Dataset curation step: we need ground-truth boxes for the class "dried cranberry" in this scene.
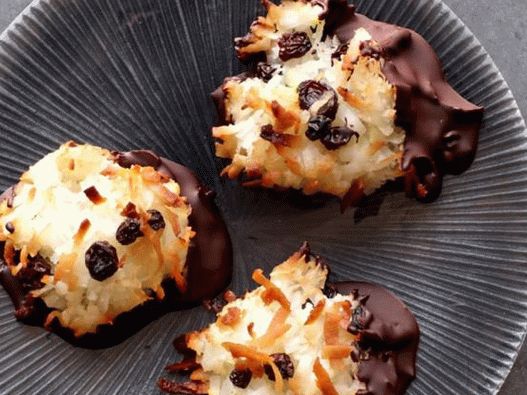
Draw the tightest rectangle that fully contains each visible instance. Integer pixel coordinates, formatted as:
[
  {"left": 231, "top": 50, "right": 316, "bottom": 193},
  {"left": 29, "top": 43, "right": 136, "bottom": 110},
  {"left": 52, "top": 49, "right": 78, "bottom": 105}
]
[
  {"left": 235, "top": 33, "right": 255, "bottom": 61},
  {"left": 306, "top": 115, "right": 332, "bottom": 141},
  {"left": 348, "top": 305, "right": 373, "bottom": 335},
  {"left": 17, "top": 255, "right": 51, "bottom": 292},
  {"left": 85, "top": 241, "right": 119, "bottom": 281},
  {"left": 298, "top": 80, "right": 338, "bottom": 120},
  {"left": 5, "top": 222, "right": 15, "bottom": 233},
  {"left": 323, "top": 283, "right": 337, "bottom": 299},
  {"left": 260, "top": 125, "right": 293, "bottom": 146},
  {"left": 116, "top": 218, "right": 144, "bottom": 245},
  {"left": 256, "top": 62, "right": 276, "bottom": 82},
  {"left": 229, "top": 368, "right": 252, "bottom": 388},
  {"left": 321, "top": 126, "right": 359, "bottom": 150},
  {"left": 14, "top": 300, "right": 35, "bottom": 321},
  {"left": 278, "top": 32, "right": 312, "bottom": 61},
  {"left": 331, "top": 43, "right": 349, "bottom": 61},
  {"left": 203, "top": 294, "right": 227, "bottom": 314},
  {"left": 121, "top": 202, "right": 139, "bottom": 218},
  {"left": 147, "top": 209, "right": 166, "bottom": 231},
  {"left": 264, "top": 353, "right": 294, "bottom": 381}
]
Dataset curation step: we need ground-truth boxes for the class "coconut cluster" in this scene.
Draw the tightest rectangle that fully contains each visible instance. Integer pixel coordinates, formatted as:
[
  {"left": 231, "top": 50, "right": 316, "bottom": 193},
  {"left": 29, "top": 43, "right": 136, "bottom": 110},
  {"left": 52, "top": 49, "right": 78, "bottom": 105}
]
[
  {"left": 176, "top": 245, "right": 367, "bottom": 395},
  {"left": 0, "top": 143, "right": 193, "bottom": 336},
  {"left": 213, "top": 0, "right": 404, "bottom": 202}
]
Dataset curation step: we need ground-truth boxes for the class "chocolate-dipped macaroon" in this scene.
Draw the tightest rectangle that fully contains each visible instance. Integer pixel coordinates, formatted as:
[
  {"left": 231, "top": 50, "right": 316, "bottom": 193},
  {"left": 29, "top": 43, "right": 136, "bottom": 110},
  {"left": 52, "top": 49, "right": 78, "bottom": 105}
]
[
  {"left": 159, "top": 243, "right": 419, "bottom": 395},
  {"left": 0, "top": 142, "right": 232, "bottom": 348},
  {"left": 212, "top": 0, "right": 483, "bottom": 209}
]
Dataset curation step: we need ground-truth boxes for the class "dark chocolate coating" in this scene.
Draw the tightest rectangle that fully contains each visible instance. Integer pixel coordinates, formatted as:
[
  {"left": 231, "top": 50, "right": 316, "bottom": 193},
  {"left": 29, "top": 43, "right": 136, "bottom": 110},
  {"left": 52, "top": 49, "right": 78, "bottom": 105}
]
[
  {"left": 334, "top": 281, "right": 420, "bottom": 395},
  {"left": 0, "top": 151, "right": 232, "bottom": 348},
  {"left": 324, "top": 1, "right": 483, "bottom": 202},
  {"left": 214, "top": 0, "right": 483, "bottom": 204}
]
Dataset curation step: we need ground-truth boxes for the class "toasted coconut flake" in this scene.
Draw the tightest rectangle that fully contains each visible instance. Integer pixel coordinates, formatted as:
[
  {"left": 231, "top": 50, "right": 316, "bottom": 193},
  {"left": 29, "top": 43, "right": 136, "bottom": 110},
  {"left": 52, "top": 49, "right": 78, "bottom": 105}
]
[
  {"left": 223, "top": 342, "right": 268, "bottom": 361},
  {"left": 53, "top": 253, "right": 78, "bottom": 289},
  {"left": 165, "top": 359, "right": 201, "bottom": 374},
  {"left": 143, "top": 226, "right": 165, "bottom": 269},
  {"left": 189, "top": 369, "right": 208, "bottom": 382},
  {"left": 140, "top": 166, "right": 164, "bottom": 183},
  {"left": 44, "top": 310, "right": 61, "bottom": 329},
  {"left": 163, "top": 209, "right": 182, "bottom": 239},
  {"left": 324, "top": 311, "right": 341, "bottom": 346},
  {"left": 271, "top": 101, "right": 301, "bottom": 133},
  {"left": 368, "top": 140, "right": 386, "bottom": 155},
  {"left": 74, "top": 219, "right": 91, "bottom": 247},
  {"left": 254, "top": 306, "right": 291, "bottom": 348},
  {"left": 19, "top": 246, "right": 29, "bottom": 267},
  {"left": 322, "top": 345, "right": 354, "bottom": 360},
  {"left": 83, "top": 186, "right": 106, "bottom": 205},
  {"left": 27, "top": 187, "right": 36, "bottom": 202},
  {"left": 223, "top": 342, "right": 284, "bottom": 392},
  {"left": 305, "top": 299, "right": 326, "bottom": 325},
  {"left": 224, "top": 290, "right": 237, "bottom": 303},
  {"left": 313, "top": 358, "right": 339, "bottom": 395},
  {"left": 336, "top": 300, "right": 353, "bottom": 328},
  {"left": 172, "top": 268, "right": 188, "bottom": 294},
  {"left": 219, "top": 307, "right": 242, "bottom": 328},
  {"left": 337, "top": 87, "right": 366, "bottom": 110},
  {"left": 252, "top": 269, "right": 291, "bottom": 310},
  {"left": 247, "top": 322, "right": 256, "bottom": 338},
  {"left": 3, "top": 240, "right": 15, "bottom": 266},
  {"left": 157, "top": 378, "right": 208, "bottom": 395}
]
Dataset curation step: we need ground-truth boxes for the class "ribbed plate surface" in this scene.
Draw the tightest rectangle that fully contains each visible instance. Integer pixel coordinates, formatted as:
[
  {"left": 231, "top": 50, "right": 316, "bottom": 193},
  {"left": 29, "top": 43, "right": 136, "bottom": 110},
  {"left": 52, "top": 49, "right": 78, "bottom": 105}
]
[{"left": 0, "top": 0, "right": 525, "bottom": 394}]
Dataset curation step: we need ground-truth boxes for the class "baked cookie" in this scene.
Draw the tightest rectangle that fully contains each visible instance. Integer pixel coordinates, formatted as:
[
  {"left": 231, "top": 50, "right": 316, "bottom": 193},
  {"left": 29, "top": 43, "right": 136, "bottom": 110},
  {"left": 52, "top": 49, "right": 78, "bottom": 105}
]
[
  {"left": 212, "top": 0, "right": 483, "bottom": 208},
  {"left": 0, "top": 143, "right": 232, "bottom": 347},
  {"left": 160, "top": 243, "right": 419, "bottom": 395}
]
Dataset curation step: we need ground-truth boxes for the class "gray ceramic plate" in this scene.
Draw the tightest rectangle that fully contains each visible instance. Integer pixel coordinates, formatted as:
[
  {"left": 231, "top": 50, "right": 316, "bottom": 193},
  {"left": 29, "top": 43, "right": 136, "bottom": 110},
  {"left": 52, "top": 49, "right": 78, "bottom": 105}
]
[{"left": 0, "top": 0, "right": 526, "bottom": 394}]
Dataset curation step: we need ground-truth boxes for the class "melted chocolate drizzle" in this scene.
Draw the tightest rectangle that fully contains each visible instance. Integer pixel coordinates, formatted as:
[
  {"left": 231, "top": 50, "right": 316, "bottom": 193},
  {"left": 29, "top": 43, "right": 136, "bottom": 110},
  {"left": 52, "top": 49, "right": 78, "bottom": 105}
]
[
  {"left": 0, "top": 151, "right": 232, "bottom": 348},
  {"left": 334, "top": 282, "right": 419, "bottom": 395},
  {"left": 214, "top": 0, "right": 483, "bottom": 203}
]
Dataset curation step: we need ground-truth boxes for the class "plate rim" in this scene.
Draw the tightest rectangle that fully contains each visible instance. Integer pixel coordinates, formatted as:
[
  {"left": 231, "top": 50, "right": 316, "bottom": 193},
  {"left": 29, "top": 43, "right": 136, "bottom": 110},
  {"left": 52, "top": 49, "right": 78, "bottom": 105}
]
[{"left": 0, "top": 0, "right": 525, "bottom": 394}]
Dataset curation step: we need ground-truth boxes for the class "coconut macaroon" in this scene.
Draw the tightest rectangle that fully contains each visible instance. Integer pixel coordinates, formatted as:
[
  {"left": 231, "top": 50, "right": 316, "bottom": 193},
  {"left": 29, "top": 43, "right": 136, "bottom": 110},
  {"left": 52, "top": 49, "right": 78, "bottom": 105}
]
[
  {"left": 160, "top": 246, "right": 367, "bottom": 395},
  {"left": 213, "top": 0, "right": 404, "bottom": 205},
  {"left": 160, "top": 244, "right": 420, "bottom": 395},
  {"left": 0, "top": 142, "right": 193, "bottom": 336}
]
